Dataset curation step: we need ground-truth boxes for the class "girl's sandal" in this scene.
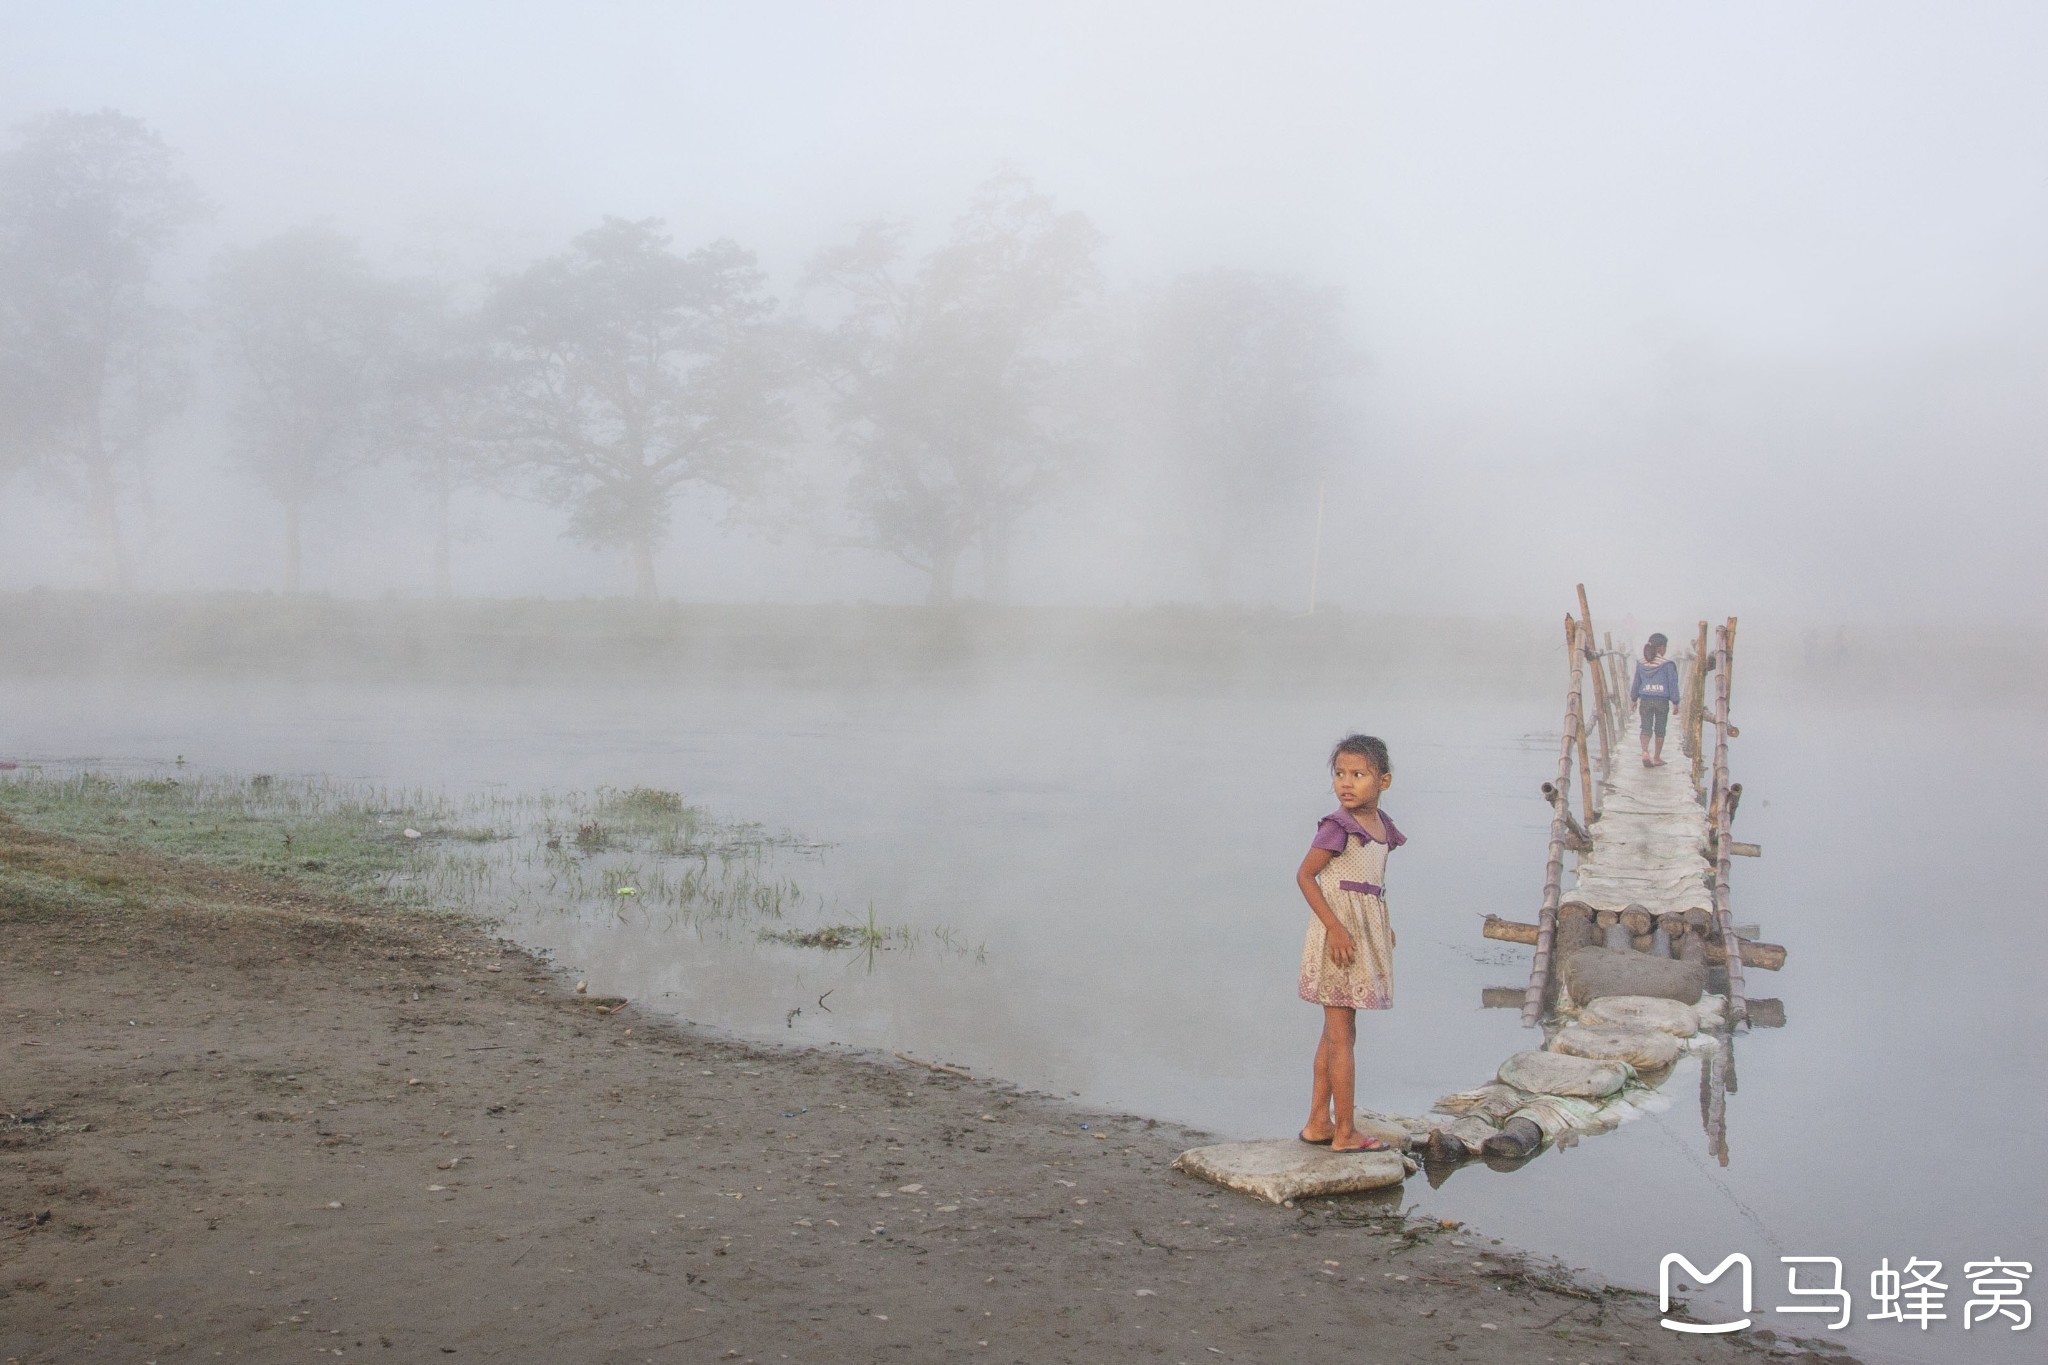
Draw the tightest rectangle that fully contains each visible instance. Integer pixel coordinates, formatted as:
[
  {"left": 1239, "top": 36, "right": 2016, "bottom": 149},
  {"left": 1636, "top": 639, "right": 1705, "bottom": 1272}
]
[
  {"left": 1298, "top": 1130, "right": 1334, "bottom": 1146},
  {"left": 1331, "top": 1136, "right": 1390, "bottom": 1153}
]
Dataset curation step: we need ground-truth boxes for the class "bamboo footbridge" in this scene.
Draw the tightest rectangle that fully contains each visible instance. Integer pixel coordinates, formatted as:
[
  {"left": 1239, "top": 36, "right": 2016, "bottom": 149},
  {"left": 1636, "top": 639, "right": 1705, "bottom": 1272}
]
[
  {"left": 1175, "top": 588, "right": 1787, "bottom": 1202},
  {"left": 1407, "top": 586, "right": 1787, "bottom": 1174}
]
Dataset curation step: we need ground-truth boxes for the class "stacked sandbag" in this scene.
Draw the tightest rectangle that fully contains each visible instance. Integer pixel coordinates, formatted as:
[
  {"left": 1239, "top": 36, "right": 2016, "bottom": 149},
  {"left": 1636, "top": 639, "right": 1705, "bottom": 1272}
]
[
  {"left": 1550, "top": 1021, "right": 1682, "bottom": 1071},
  {"left": 1430, "top": 1083, "right": 1530, "bottom": 1124},
  {"left": 1579, "top": 994, "right": 1700, "bottom": 1037},
  {"left": 1503, "top": 1094, "right": 1612, "bottom": 1142},
  {"left": 1419, "top": 1082, "right": 1535, "bottom": 1159},
  {"left": 1497, "top": 1049, "right": 1630, "bottom": 1098},
  {"left": 1693, "top": 993, "right": 1729, "bottom": 1032},
  {"left": 1352, "top": 1108, "right": 1433, "bottom": 1151},
  {"left": 1426, "top": 1113, "right": 1508, "bottom": 1159}
]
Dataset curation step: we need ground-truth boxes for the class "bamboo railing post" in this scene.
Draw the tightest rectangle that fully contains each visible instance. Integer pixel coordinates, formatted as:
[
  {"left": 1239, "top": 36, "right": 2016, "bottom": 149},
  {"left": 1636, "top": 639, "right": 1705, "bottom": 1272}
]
[
  {"left": 1586, "top": 624, "right": 1613, "bottom": 794},
  {"left": 1604, "top": 632, "right": 1628, "bottom": 738},
  {"left": 1575, "top": 585, "right": 1617, "bottom": 765},
  {"left": 1685, "top": 620, "right": 1710, "bottom": 795},
  {"left": 1724, "top": 615, "right": 1739, "bottom": 714},
  {"left": 1710, "top": 622, "right": 1747, "bottom": 1029},
  {"left": 1523, "top": 614, "right": 1583, "bottom": 1027},
  {"left": 1574, "top": 655, "right": 1595, "bottom": 830}
]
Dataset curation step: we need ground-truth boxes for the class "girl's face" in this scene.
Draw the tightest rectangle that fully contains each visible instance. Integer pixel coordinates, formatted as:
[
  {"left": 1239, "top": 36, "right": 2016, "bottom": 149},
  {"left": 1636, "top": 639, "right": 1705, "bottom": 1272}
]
[{"left": 1332, "top": 755, "right": 1391, "bottom": 811}]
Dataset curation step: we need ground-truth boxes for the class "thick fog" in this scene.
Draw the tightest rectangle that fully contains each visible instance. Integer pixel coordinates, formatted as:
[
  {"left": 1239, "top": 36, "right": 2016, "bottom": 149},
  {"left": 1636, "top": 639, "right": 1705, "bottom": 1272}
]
[{"left": 4, "top": 1, "right": 2045, "bottom": 625}]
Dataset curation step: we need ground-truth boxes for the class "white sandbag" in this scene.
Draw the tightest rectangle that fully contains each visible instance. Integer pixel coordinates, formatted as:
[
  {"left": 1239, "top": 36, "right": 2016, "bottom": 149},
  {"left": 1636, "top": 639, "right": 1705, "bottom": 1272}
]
[
  {"left": 1426, "top": 1113, "right": 1502, "bottom": 1158},
  {"left": 1429, "top": 1083, "right": 1530, "bottom": 1125},
  {"left": 1353, "top": 1108, "right": 1427, "bottom": 1149},
  {"left": 1506, "top": 1094, "right": 1608, "bottom": 1142},
  {"left": 1173, "top": 1140, "right": 1413, "bottom": 1204},
  {"left": 1580, "top": 995, "right": 1700, "bottom": 1038},
  {"left": 1551, "top": 1022, "right": 1683, "bottom": 1071},
  {"left": 1498, "top": 1049, "right": 1628, "bottom": 1099}
]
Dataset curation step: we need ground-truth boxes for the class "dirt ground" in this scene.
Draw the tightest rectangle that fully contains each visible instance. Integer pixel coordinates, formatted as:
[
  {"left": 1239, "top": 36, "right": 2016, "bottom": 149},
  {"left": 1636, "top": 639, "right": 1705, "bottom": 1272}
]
[{"left": 1, "top": 813, "right": 1836, "bottom": 1364}]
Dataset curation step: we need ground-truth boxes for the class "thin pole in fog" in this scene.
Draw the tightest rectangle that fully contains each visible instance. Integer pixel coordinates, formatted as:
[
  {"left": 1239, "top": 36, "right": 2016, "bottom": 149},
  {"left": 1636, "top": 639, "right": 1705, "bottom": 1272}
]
[{"left": 1305, "top": 475, "right": 1327, "bottom": 615}]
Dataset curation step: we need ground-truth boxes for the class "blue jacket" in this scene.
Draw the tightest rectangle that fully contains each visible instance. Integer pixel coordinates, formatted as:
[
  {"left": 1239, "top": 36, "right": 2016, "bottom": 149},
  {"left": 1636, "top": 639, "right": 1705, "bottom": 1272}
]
[{"left": 1631, "top": 658, "right": 1681, "bottom": 704}]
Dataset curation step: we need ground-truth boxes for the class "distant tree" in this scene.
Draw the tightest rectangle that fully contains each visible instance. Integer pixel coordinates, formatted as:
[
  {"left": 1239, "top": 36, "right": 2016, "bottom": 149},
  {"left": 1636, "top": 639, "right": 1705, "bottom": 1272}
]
[
  {"left": 489, "top": 218, "right": 790, "bottom": 600},
  {"left": 0, "top": 110, "right": 205, "bottom": 587},
  {"left": 804, "top": 172, "right": 1101, "bottom": 603},
  {"left": 209, "top": 228, "right": 403, "bottom": 593},
  {"left": 386, "top": 288, "right": 504, "bottom": 597},
  {"left": 1138, "top": 269, "right": 1360, "bottom": 602}
]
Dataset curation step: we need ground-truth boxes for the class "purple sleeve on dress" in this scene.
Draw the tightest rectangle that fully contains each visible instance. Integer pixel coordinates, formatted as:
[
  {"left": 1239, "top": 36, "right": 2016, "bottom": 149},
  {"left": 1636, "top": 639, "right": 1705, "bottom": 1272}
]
[
  {"left": 1380, "top": 814, "right": 1407, "bottom": 849},
  {"left": 1310, "top": 817, "right": 1348, "bottom": 853}
]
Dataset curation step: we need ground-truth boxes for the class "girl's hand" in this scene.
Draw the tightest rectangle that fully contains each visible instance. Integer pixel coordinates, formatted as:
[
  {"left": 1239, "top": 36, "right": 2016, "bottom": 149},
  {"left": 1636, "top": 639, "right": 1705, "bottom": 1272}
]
[{"left": 1326, "top": 925, "right": 1357, "bottom": 968}]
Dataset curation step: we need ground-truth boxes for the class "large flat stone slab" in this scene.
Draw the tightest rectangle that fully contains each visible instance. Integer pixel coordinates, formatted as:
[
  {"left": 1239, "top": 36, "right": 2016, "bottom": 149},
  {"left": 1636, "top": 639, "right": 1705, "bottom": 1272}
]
[{"left": 1173, "top": 1140, "right": 1412, "bottom": 1205}]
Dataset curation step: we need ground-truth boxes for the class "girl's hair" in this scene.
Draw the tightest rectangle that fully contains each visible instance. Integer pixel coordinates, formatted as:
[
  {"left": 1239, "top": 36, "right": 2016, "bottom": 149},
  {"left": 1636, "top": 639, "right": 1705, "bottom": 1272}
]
[
  {"left": 1330, "top": 734, "right": 1391, "bottom": 775},
  {"left": 1643, "top": 633, "right": 1668, "bottom": 661}
]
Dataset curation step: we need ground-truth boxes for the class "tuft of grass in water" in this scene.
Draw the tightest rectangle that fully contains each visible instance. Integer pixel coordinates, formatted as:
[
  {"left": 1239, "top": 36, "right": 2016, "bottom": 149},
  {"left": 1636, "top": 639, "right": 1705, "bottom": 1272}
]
[{"left": 761, "top": 924, "right": 864, "bottom": 949}]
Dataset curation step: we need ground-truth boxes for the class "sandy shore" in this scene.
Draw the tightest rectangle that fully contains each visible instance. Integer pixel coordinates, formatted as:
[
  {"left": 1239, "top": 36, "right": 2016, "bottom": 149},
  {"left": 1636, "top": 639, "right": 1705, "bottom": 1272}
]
[{"left": 0, "top": 812, "right": 1831, "bottom": 1364}]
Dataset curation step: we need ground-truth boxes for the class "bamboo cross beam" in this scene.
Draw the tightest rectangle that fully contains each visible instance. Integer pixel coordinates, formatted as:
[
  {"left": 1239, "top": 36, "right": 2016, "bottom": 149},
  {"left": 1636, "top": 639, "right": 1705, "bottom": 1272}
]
[{"left": 1523, "top": 613, "right": 1583, "bottom": 1027}]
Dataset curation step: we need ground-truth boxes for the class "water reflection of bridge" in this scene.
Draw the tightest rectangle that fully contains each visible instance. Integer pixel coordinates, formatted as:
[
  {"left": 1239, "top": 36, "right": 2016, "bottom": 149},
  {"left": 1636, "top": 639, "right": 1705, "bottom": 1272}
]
[{"left": 1408, "top": 587, "right": 1786, "bottom": 1180}]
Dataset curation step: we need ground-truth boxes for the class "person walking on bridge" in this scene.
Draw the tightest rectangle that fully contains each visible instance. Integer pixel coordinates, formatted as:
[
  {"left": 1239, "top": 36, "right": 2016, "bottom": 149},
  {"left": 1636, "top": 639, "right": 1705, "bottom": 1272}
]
[{"left": 1630, "top": 633, "right": 1680, "bottom": 767}]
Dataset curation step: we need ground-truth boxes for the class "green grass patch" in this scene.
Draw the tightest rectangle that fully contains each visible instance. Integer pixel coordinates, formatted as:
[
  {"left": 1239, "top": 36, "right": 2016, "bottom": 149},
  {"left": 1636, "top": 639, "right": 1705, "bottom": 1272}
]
[
  {"left": 0, "top": 864, "right": 129, "bottom": 921},
  {"left": 0, "top": 770, "right": 427, "bottom": 900}
]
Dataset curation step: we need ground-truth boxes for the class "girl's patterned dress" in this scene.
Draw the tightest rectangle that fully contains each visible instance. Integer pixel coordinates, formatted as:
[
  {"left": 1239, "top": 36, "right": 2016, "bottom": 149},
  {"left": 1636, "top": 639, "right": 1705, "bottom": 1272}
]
[{"left": 1298, "top": 808, "right": 1405, "bottom": 1010}]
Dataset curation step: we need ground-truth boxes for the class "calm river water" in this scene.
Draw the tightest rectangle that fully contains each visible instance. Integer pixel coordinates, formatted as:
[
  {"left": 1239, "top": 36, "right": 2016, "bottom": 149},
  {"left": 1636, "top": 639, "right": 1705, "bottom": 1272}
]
[{"left": 6, "top": 669, "right": 2040, "bottom": 1365}]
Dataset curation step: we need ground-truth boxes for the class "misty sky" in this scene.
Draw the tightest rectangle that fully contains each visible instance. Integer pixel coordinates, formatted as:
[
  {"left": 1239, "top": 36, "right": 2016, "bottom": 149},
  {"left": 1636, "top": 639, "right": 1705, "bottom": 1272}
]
[{"left": 5, "top": 1, "right": 2045, "bottom": 625}]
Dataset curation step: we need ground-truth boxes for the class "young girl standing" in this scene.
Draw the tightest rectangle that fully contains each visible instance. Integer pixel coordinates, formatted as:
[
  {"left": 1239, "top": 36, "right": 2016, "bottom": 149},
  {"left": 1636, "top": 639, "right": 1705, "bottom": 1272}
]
[{"left": 1295, "top": 734, "right": 1405, "bottom": 1152}]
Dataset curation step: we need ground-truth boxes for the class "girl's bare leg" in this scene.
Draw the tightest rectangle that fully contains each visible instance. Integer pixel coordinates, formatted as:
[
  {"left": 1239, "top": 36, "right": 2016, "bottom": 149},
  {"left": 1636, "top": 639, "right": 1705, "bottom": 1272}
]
[
  {"left": 1302, "top": 1019, "right": 1337, "bottom": 1141},
  {"left": 1322, "top": 1008, "right": 1370, "bottom": 1149}
]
